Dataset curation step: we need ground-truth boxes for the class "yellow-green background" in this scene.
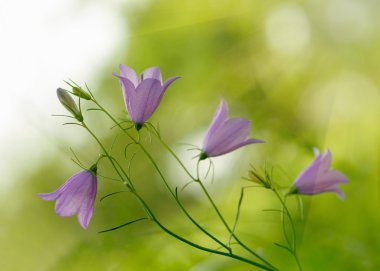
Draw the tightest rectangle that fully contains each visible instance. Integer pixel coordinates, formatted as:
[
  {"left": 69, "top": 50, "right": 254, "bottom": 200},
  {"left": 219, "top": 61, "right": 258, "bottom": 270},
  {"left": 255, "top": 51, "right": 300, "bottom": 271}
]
[{"left": 1, "top": 0, "right": 379, "bottom": 270}]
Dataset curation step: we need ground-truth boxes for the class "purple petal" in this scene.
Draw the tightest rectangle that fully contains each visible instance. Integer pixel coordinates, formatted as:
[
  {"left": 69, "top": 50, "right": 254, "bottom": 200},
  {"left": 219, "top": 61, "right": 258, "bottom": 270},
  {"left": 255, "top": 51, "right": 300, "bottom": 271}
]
[
  {"left": 113, "top": 75, "right": 137, "bottom": 118},
  {"left": 204, "top": 118, "right": 251, "bottom": 156},
  {"left": 313, "top": 170, "right": 349, "bottom": 189},
  {"left": 319, "top": 149, "right": 332, "bottom": 173},
  {"left": 38, "top": 191, "right": 60, "bottom": 201},
  {"left": 162, "top": 76, "right": 181, "bottom": 91},
  {"left": 39, "top": 170, "right": 97, "bottom": 229},
  {"left": 54, "top": 173, "right": 91, "bottom": 216},
  {"left": 330, "top": 188, "right": 345, "bottom": 200},
  {"left": 203, "top": 99, "right": 229, "bottom": 150},
  {"left": 127, "top": 79, "right": 163, "bottom": 123},
  {"left": 77, "top": 177, "right": 97, "bottom": 229},
  {"left": 293, "top": 149, "right": 348, "bottom": 199},
  {"left": 119, "top": 64, "right": 139, "bottom": 87},
  {"left": 142, "top": 67, "right": 162, "bottom": 83},
  {"left": 211, "top": 138, "right": 264, "bottom": 157}
]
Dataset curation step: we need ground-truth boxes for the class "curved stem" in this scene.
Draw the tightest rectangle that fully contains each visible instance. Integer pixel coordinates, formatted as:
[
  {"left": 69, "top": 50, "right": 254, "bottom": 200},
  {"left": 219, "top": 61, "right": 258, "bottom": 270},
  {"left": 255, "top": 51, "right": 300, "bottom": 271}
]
[
  {"left": 195, "top": 164, "right": 276, "bottom": 270},
  {"left": 82, "top": 123, "right": 131, "bottom": 186},
  {"left": 88, "top": 99, "right": 276, "bottom": 269},
  {"left": 137, "top": 142, "right": 232, "bottom": 253},
  {"left": 152, "top": 132, "right": 275, "bottom": 269},
  {"left": 92, "top": 102, "right": 232, "bottom": 252},
  {"left": 153, "top": 132, "right": 196, "bottom": 181},
  {"left": 132, "top": 192, "right": 274, "bottom": 271}
]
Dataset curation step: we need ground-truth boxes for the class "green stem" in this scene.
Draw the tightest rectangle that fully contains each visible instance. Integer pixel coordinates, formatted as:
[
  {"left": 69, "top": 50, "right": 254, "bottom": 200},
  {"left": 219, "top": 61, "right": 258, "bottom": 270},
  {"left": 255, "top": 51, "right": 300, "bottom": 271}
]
[
  {"left": 82, "top": 123, "right": 130, "bottom": 186},
  {"left": 272, "top": 189, "right": 303, "bottom": 271},
  {"left": 88, "top": 99, "right": 276, "bottom": 269},
  {"left": 154, "top": 133, "right": 196, "bottom": 181},
  {"left": 229, "top": 187, "right": 245, "bottom": 247},
  {"left": 195, "top": 177, "right": 276, "bottom": 269},
  {"left": 151, "top": 128, "right": 276, "bottom": 270},
  {"left": 132, "top": 192, "right": 274, "bottom": 271},
  {"left": 81, "top": 119, "right": 274, "bottom": 270},
  {"left": 90, "top": 102, "right": 232, "bottom": 252},
  {"left": 137, "top": 142, "right": 232, "bottom": 253}
]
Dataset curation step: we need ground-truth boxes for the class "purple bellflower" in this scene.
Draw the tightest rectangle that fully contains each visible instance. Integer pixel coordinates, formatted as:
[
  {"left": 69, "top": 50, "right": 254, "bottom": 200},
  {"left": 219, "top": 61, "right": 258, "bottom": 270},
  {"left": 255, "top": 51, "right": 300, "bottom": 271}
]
[
  {"left": 200, "top": 99, "right": 264, "bottom": 159},
  {"left": 290, "top": 148, "right": 348, "bottom": 199},
  {"left": 38, "top": 165, "right": 98, "bottom": 229},
  {"left": 114, "top": 65, "right": 180, "bottom": 129}
]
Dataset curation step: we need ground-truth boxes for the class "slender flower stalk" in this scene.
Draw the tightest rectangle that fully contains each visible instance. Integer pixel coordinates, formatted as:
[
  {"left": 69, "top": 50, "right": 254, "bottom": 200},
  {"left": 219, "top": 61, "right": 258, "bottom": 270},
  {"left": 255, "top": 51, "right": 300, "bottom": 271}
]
[
  {"left": 200, "top": 98, "right": 264, "bottom": 159},
  {"left": 46, "top": 66, "right": 348, "bottom": 271},
  {"left": 38, "top": 165, "right": 98, "bottom": 229},
  {"left": 113, "top": 65, "right": 180, "bottom": 129},
  {"left": 79, "top": 119, "right": 275, "bottom": 270},
  {"left": 245, "top": 167, "right": 303, "bottom": 270},
  {"left": 290, "top": 148, "right": 348, "bottom": 199},
  {"left": 87, "top": 96, "right": 276, "bottom": 270}
]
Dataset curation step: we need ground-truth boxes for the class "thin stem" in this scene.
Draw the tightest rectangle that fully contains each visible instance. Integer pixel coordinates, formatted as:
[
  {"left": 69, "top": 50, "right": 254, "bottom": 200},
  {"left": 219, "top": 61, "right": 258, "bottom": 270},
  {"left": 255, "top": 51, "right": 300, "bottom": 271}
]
[
  {"left": 229, "top": 187, "right": 245, "bottom": 247},
  {"left": 92, "top": 102, "right": 232, "bottom": 253},
  {"left": 87, "top": 98, "right": 276, "bottom": 269},
  {"left": 195, "top": 177, "right": 275, "bottom": 269},
  {"left": 148, "top": 129, "right": 275, "bottom": 268},
  {"left": 132, "top": 192, "right": 274, "bottom": 271},
  {"left": 272, "top": 189, "right": 303, "bottom": 271},
  {"left": 152, "top": 130, "right": 196, "bottom": 181},
  {"left": 137, "top": 142, "right": 232, "bottom": 253},
  {"left": 82, "top": 124, "right": 128, "bottom": 185}
]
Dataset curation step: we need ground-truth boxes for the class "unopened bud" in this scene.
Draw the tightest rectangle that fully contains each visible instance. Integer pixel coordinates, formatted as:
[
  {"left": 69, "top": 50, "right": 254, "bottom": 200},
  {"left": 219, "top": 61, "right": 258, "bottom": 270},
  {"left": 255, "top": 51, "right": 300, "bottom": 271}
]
[
  {"left": 72, "top": 86, "right": 92, "bottom": 100},
  {"left": 248, "top": 169, "right": 271, "bottom": 189},
  {"left": 57, "top": 88, "right": 83, "bottom": 122}
]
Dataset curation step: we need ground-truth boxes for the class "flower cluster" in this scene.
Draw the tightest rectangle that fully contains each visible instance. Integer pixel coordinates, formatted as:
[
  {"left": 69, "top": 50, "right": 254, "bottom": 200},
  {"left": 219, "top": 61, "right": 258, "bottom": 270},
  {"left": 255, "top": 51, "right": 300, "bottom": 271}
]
[{"left": 39, "top": 64, "right": 348, "bottom": 271}]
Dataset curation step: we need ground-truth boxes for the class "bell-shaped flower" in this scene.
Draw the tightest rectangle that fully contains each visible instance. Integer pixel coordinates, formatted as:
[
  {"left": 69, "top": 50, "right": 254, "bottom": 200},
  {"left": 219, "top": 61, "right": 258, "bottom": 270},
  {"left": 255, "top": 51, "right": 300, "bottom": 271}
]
[
  {"left": 113, "top": 65, "right": 180, "bottom": 128},
  {"left": 200, "top": 99, "right": 264, "bottom": 159},
  {"left": 291, "top": 148, "right": 348, "bottom": 199},
  {"left": 38, "top": 165, "right": 98, "bottom": 229}
]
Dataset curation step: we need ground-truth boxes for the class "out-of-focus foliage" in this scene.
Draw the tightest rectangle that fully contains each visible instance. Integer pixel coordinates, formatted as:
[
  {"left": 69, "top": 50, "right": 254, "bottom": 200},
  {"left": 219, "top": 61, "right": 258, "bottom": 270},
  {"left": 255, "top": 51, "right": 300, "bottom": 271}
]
[{"left": 1, "top": 0, "right": 379, "bottom": 270}]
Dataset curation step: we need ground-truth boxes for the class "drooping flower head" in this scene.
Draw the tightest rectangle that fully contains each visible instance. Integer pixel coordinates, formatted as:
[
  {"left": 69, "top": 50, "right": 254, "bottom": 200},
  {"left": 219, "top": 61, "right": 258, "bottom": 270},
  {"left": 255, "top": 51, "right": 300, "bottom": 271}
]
[
  {"left": 290, "top": 148, "right": 348, "bottom": 199},
  {"left": 38, "top": 164, "right": 98, "bottom": 229},
  {"left": 113, "top": 65, "right": 180, "bottom": 129},
  {"left": 200, "top": 98, "right": 264, "bottom": 159}
]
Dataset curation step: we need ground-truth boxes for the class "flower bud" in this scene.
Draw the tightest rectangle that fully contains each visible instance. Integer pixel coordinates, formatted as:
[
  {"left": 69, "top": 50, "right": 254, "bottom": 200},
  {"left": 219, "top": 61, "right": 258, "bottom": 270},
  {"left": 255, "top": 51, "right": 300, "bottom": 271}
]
[
  {"left": 247, "top": 168, "right": 271, "bottom": 189},
  {"left": 72, "top": 86, "right": 92, "bottom": 100},
  {"left": 57, "top": 88, "right": 83, "bottom": 122}
]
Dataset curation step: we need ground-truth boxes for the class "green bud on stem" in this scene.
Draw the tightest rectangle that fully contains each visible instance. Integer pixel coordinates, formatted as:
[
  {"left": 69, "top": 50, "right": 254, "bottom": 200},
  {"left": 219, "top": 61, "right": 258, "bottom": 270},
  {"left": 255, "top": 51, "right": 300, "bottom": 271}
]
[
  {"left": 72, "top": 86, "right": 92, "bottom": 100},
  {"left": 57, "top": 88, "right": 83, "bottom": 122}
]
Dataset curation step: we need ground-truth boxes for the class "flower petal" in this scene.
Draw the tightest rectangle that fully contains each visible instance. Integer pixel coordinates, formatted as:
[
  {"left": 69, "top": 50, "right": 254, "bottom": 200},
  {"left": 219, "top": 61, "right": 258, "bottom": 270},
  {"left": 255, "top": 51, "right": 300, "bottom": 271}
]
[
  {"left": 319, "top": 149, "right": 332, "bottom": 173},
  {"left": 54, "top": 171, "right": 95, "bottom": 217},
  {"left": 142, "top": 67, "right": 162, "bottom": 83},
  {"left": 162, "top": 76, "right": 181, "bottom": 91},
  {"left": 203, "top": 99, "right": 229, "bottom": 150},
  {"left": 293, "top": 149, "right": 348, "bottom": 199},
  {"left": 114, "top": 65, "right": 179, "bottom": 124},
  {"left": 38, "top": 191, "right": 60, "bottom": 201},
  {"left": 77, "top": 176, "right": 97, "bottom": 229},
  {"left": 128, "top": 78, "right": 163, "bottom": 123},
  {"left": 211, "top": 138, "right": 264, "bottom": 157},
  {"left": 119, "top": 64, "right": 139, "bottom": 87},
  {"left": 204, "top": 118, "right": 250, "bottom": 156},
  {"left": 113, "top": 74, "right": 136, "bottom": 118}
]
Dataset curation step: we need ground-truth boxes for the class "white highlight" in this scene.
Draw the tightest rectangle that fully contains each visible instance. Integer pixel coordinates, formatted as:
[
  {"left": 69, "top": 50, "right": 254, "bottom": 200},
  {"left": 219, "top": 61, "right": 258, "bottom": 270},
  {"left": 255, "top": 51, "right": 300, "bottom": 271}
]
[
  {"left": 265, "top": 4, "right": 310, "bottom": 55},
  {"left": 0, "top": 0, "right": 127, "bottom": 193},
  {"left": 325, "top": 0, "right": 373, "bottom": 42}
]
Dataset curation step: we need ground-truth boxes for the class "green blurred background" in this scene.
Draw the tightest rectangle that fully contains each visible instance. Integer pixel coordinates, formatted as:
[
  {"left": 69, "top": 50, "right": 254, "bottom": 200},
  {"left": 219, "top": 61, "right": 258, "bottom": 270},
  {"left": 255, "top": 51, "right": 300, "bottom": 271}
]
[{"left": 1, "top": 0, "right": 379, "bottom": 270}]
